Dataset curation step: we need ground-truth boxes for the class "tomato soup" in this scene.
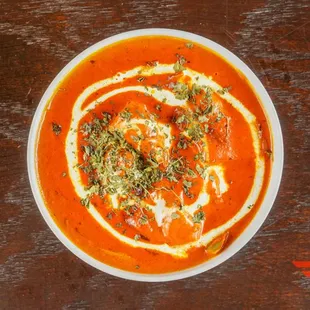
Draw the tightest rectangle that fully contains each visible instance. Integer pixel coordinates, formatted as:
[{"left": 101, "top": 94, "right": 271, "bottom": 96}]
[{"left": 37, "top": 36, "right": 272, "bottom": 273}]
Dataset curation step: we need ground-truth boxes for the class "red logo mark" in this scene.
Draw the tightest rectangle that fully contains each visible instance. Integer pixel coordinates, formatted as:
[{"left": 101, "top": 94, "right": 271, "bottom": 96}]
[{"left": 292, "top": 261, "right": 310, "bottom": 277}]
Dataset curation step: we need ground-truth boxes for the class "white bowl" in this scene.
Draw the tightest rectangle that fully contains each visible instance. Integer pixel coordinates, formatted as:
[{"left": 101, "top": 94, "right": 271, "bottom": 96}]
[{"left": 27, "top": 28, "right": 284, "bottom": 282}]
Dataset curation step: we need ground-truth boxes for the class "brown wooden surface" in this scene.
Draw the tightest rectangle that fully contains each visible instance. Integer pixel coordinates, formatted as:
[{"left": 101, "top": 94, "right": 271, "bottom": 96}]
[{"left": 1, "top": 0, "right": 309, "bottom": 309}]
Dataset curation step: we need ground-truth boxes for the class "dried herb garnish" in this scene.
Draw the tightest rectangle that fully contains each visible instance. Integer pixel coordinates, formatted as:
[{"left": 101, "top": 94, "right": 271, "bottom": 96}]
[
  {"left": 202, "top": 86, "right": 213, "bottom": 104},
  {"left": 139, "top": 214, "right": 149, "bottom": 225},
  {"left": 79, "top": 116, "right": 163, "bottom": 199},
  {"left": 52, "top": 122, "right": 62, "bottom": 135},
  {"left": 187, "top": 168, "right": 197, "bottom": 178},
  {"left": 173, "top": 54, "right": 187, "bottom": 73},
  {"left": 194, "top": 153, "right": 204, "bottom": 161},
  {"left": 171, "top": 212, "right": 180, "bottom": 220},
  {"left": 191, "top": 83, "right": 202, "bottom": 96},
  {"left": 173, "top": 62, "right": 185, "bottom": 73},
  {"left": 177, "top": 138, "right": 188, "bottom": 150},
  {"left": 216, "top": 112, "right": 224, "bottom": 122},
  {"left": 80, "top": 197, "right": 90, "bottom": 208},
  {"left": 175, "top": 114, "right": 188, "bottom": 124},
  {"left": 193, "top": 211, "right": 205, "bottom": 223},
  {"left": 187, "top": 123, "right": 204, "bottom": 141},
  {"left": 146, "top": 60, "right": 158, "bottom": 67},
  {"left": 217, "top": 86, "right": 232, "bottom": 95},
  {"left": 196, "top": 164, "right": 207, "bottom": 179},
  {"left": 106, "top": 212, "right": 113, "bottom": 220},
  {"left": 173, "top": 82, "right": 189, "bottom": 99},
  {"left": 183, "top": 179, "right": 194, "bottom": 198},
  {"left": 134, "top": 234, "right": 141, "bottom": 241},
  {"left": 76, "top": 74, "right": 226, "bottom": 216},
  {"left": 120, "top": 109, "right": 132, "bottom": 121},
  {"left": 164, "top": 157, "right": 186, "bottom": 182},
  {"left": 172, "top": 82, "right": 206, "bottom": 103},
  {"left": 185, "top": 42, "right": 194, "bottom": 49}
]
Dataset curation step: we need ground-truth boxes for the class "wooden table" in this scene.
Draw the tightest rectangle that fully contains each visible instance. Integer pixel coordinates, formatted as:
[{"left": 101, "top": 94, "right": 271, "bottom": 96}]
[{"left": 1, "top": 0, "right": 309, "bottom": 309}]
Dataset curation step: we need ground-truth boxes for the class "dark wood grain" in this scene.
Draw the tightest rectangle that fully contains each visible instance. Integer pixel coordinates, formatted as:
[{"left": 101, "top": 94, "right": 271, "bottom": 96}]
[{"left": 1, "top": 0, "right": 309, "bottom": 309}]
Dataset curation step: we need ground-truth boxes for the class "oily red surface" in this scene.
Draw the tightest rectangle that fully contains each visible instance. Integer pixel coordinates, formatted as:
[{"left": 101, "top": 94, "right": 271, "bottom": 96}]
[{"left": 0, "top": 0, "right": 309, "bottom": 309}]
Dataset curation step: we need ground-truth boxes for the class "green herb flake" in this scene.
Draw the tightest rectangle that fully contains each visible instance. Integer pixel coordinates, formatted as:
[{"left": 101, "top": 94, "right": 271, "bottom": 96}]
[
  {"left": 217, "top": 86, "right": 232, "bottom": 95},
  {"left": 175, "top": 114, "right": 187, "bottom": 124},
  {"left": 187, "top": 123, "right": 204, "bottom": 141},
  {"left": 80, "top": 197, "right": 90, "bottom": 208},
  {"left": 120, "top": 109, "right": 132, "bottom": 121},
  {"left": 196, "top": 164, "right": 207, "bottom": 179},
  {"left": 183, "top": 180, "right": 192, "bottom": 188},
  {"left": 139, "top": 214, "right": 149, "bottom": 225},
  {"left": 183, "top": 179, "right": 193, "bottom": 198},
  {"left": 187, "top": 168, "right": 197, "bottom": 178},
  {"left": 204, "top": 105, "right": 213, "bottom": 114},
  {"left": 177, "top": 139, "right": 188, "bottom": 150},
  {"left": 171, "top": 212, "right": 180, "bottom": 220},
  {"left": 194, "top": 153, "right": 204, "bottom": 161},
  {"left": 134, "top": 234, "right": 141, "bottom": 241},
  {"left": 216, "top": 112, "right": 224, "bottom": 122},
  {"left": 185, "top": 42, "right": 194, "bottom": 49},
  {"left": 131, "top": 135, "right": 140, "bottom": 142},
  {"left": 177, "top": 54, "right": 187, "bottom": 65},
  {"left": 101, "top": 112, "right": 112, "bottom": 126},
  {"left": 173, "top": 61, "right": 185, "bottom": 73},
  {"left": 193, "top": 211, "right": 205, "bottom": 223},
  {"left": 173, "top": 82, "right": 189, "bottom": 100},
  {"left": 78, "top": 112, "right": 177, "bottom": 208},
  {"left": 106, "top": 212, "right": 113, "bottom": 220},
  {"left": 151, "top": 113, "right": 159, "bottom": 119},
  {"left": 83, "top": 145, "right": 93, "bottom": 156},
  {"left": 209, "top": 175, "right": 215, "bottom": 182},
  {"left": 146, "top": 60, "right": 158, "bottom": 67},
  {"left": 191, "top": 83, "right": 202, "bottom": 96}
]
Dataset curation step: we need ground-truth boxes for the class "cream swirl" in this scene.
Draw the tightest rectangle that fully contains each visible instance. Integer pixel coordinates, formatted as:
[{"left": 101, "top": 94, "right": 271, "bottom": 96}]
[{"left": 65, "top": 64, "right": 264, "bottom": 257}]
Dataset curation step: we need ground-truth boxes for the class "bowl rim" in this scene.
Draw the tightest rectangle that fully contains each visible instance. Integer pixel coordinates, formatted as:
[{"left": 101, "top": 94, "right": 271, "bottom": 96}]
[{"left": 27, "top": 28, "right": 284, "bottom": 282}]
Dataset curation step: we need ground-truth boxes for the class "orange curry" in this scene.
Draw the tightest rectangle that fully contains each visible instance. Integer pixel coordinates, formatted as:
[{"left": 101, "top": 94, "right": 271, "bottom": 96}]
[{"left": 37, "top": 36, "right": 271, "bottom": 273}]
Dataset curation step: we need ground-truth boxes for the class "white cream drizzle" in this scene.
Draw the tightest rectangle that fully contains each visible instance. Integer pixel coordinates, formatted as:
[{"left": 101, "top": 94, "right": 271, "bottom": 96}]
[{"left": 65, "top": 64, "right": 264, "bottom": 258}]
